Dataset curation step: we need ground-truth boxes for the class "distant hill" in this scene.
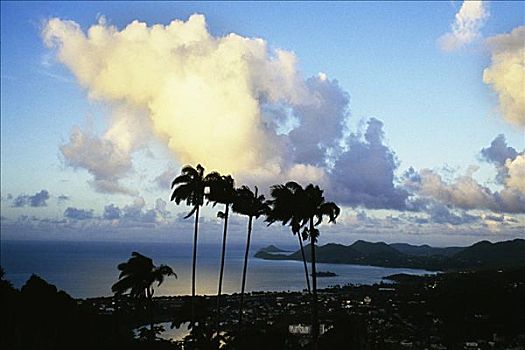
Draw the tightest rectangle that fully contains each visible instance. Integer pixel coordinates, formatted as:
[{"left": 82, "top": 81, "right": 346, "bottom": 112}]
[
  {"left": 452, "top": 239, "right": 525, "bottom": 269},
  {"left": 254, "top": 239, "right": 525, "bottom": 271},
  {"left": 390, "top": 243, "right": 463, "bottom": 257},
  {"left": 257, "top": 245, "right": 291, "bottom": 254}
]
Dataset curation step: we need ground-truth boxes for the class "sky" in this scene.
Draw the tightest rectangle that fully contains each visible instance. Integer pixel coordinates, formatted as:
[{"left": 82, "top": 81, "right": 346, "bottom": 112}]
[{"left": 1, "top": 1, "right": 524, "bottom": 247}]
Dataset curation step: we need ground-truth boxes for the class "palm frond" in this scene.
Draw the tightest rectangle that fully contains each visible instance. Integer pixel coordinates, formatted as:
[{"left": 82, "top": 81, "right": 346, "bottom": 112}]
[
  {"left": 180, "top": 165, "right": 199, "bottom": 177},
  {"left": 285, "top": 181, "right": 302, "bottom": 192},
  {"left": 316, "top": 202, "right": 341, "bottom": 225},
  {"left": 112, "top": 275, "right": 138, "bottom": 295},
  {"left": 171, "top": 174, "right": 191, "bottom": 188},
  {"left": 184, "top": 205, "right": 198, "bottom": 219},
  {"left": 205, "top": 173, "right": 236, "bottom": 205},
  {"left": 170, "top": 184, "right": 193, "bottom": 203}
]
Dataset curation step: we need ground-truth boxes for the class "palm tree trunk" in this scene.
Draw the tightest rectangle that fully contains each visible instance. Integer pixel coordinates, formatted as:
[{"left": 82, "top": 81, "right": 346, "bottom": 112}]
[
  {"left": 191, "top": 205, "right": 200, "bottom": 326},
  {"left": 310, "top": 218, "right": 319, "bottom": 350},
  {"left": 298, "top": 233, "right": 311, "bottom": 294},
  {"left": 216, "top": 203, "right": 229, "bottom": 345},
  {"left": 147, "top": 288, "right": 155, "bottom": 342},
  {"left": 238, "top": 214, "right": 253, "bottom": 328}
]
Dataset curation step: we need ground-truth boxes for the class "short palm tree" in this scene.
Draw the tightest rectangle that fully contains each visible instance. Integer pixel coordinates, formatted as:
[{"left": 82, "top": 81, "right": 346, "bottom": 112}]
[
  {"left": 231, "top": 185, "right": 268, "bottom": 327},
  {"left": 112, "top": 252, "right": 176, "bottom": 340},
  {"left": 205, "top": 173, "right": 236, "bottom": 339},
  {"left": 266, "top": 181, "right": 311, "bottom": 294},
  {"left": 171, "top": 164, "right": 206, "bottom": 325},
  {"left": 300, "top": 184, "right": 340, "bottom": 349}
]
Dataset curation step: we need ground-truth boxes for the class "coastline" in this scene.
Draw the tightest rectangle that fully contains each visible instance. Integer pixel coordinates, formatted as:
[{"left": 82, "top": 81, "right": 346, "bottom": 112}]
[{"left": 1, "top": 240, "right": 436, "bottom": 299}]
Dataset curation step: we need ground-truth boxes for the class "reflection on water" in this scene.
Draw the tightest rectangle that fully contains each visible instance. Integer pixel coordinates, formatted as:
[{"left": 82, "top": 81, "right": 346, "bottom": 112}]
[{"left": 1, "top": 241, "right": 437, "bottom": 298}]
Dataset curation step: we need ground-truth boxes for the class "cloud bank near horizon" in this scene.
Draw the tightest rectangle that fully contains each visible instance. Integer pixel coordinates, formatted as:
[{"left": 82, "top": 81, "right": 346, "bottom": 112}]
[{"left": 404, "top": 134, "right": 525, "bottom": 215}]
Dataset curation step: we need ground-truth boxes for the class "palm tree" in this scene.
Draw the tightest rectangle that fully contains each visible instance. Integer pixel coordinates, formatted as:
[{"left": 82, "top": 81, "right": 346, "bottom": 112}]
[
  {"left": 266, "top": 181, "right": 311, "bottom": 294},
  {"left": 301, "top": 184, "right": 340, "bottom": 348},
  {"left": 267, "top": 182, "right": 339, "bottom": 348},
  {"left": 112, "top": 252, "right": 176, "bottom": 340},
  {"left": 171, "top": 164, "right": 206, "bottom": 325},
  {"left": 231, "top": 185, "right": 268, "bottom": 328},
  {"left": 205, "top": 173, "right": 236, "bottom": 340}
]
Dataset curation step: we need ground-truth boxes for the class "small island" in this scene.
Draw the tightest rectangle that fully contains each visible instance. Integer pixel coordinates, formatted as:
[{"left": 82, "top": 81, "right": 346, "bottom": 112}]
[
  {"left": 257, "top": 245, "right": 291, "bottom": 254},
  {"left": 312, "top": 271, "right": 338, "bottom": 277}
]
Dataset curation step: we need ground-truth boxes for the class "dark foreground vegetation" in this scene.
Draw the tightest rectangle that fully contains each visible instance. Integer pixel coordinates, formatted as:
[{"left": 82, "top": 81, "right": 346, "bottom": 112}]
[{"left": 2, "top": 266, "right": 524, "bottom": 350}]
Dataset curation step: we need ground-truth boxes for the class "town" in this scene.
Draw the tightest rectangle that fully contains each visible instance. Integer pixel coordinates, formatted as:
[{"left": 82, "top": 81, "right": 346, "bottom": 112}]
[{"left": 85, "top": 268, "right": 525, "bottom": 349}]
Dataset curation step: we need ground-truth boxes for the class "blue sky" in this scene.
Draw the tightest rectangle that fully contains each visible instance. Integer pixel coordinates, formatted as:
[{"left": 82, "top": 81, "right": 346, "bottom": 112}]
[{"left": 1, "top": 1, "right": 524, "bottom": 246}]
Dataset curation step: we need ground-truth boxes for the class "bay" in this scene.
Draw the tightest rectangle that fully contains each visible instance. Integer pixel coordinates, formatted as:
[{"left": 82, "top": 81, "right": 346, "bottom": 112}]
[{"left": 1, "top": 240, "right": 435, "bottom": 299}]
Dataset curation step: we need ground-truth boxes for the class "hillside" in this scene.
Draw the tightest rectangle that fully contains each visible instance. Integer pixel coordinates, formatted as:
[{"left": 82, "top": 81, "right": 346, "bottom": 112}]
[
  {"left": 390, "top": 243, "right": 463, "bottom": 257},
  {"left": 254, "top": 239, "right": 525, "bottom": 271},
  {"left": 452, "top": 239, "right": 525, "bottom": 269}
]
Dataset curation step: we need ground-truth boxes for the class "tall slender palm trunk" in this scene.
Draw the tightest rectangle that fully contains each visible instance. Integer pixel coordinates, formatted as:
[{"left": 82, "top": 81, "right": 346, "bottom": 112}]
[
  {"left": 147, "top": 288, "right": 155, "bottom": 341},
  {"left": 216, "top": 203, "right": 229, "bottom": 344},
  {"left": 238, "top": 214, "right": 253, "bottom": 328},
  {"left": 191, "top": 206, "right": 200, "bottom": 326},
  {"left": 298, "top": 233, "right": 311, "bottom": 294},
  {"left": 310, "top": 218, "right": 319, "bottom": 350}
]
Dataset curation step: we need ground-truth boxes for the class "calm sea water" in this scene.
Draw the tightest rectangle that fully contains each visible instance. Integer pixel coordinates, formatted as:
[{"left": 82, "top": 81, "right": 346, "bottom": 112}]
[{"left": 1, "top": 240, "right": 435, "bottom": 299}]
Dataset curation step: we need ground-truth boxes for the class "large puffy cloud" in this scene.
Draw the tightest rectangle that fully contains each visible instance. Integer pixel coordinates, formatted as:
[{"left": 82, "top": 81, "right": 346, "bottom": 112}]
[
  {"left": 483, "top": 26, "right": 525, "bottom": 127},
  {"left": 42, "top": 14, "right": 423, "bottom": 211},
  {"left": 328, "top": 118, "right": 410, "bottom": 209},
  {"left": 43, "top": 15, "right": 339, "bottom": 184},
  {"left": 439, "top": 0, "right": 489, "bottom": 51},
  {"left": 287, "top": 76, "right": 349, "bottom": 166},
  {"left": 13, "top": 190, "right": 50, "bottom": 207}
]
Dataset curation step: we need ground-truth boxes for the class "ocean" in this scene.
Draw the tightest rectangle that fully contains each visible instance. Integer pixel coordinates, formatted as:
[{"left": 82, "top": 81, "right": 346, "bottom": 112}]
[{"left": 1, "top": 240, "right": 435, "bottom": 299}]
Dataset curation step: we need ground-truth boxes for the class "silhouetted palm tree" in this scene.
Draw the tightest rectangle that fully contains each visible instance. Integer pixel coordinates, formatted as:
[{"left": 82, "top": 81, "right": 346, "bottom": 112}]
[
  {"left": 171, "top": 164, "right": 206, "bottom": 325},
  {"left": 112, "top": 252, "right": 176, "bottom": 340},
  {"left": 231, "top": 185, "right": 268, "bottom": 327},
  {"left": 266, "top": 181, "right": 311, "bottom": 294},
  {"left": 300, "top": 184, "right": 340, "bottom": 349},
  {"left": 206, "top": 173, "right": 236, "bottom": 342}
]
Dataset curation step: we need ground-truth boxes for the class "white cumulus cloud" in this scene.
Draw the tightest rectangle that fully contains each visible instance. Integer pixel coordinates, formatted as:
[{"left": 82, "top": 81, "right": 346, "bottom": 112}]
[
  {"left": 439, "top": 0, "right": 489, "bottom": 52},
  {"left": 483, "top": 26, "right": 525, "bottom": 128},
  {"left": 60, "top": 127, "right": 134, "bottom": 194},
  {"left": 43, "top": 15, "right": 340, "bottom": 186},
  {"left": 505, "top": 155, "right": 525, "bottom": 194}
]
